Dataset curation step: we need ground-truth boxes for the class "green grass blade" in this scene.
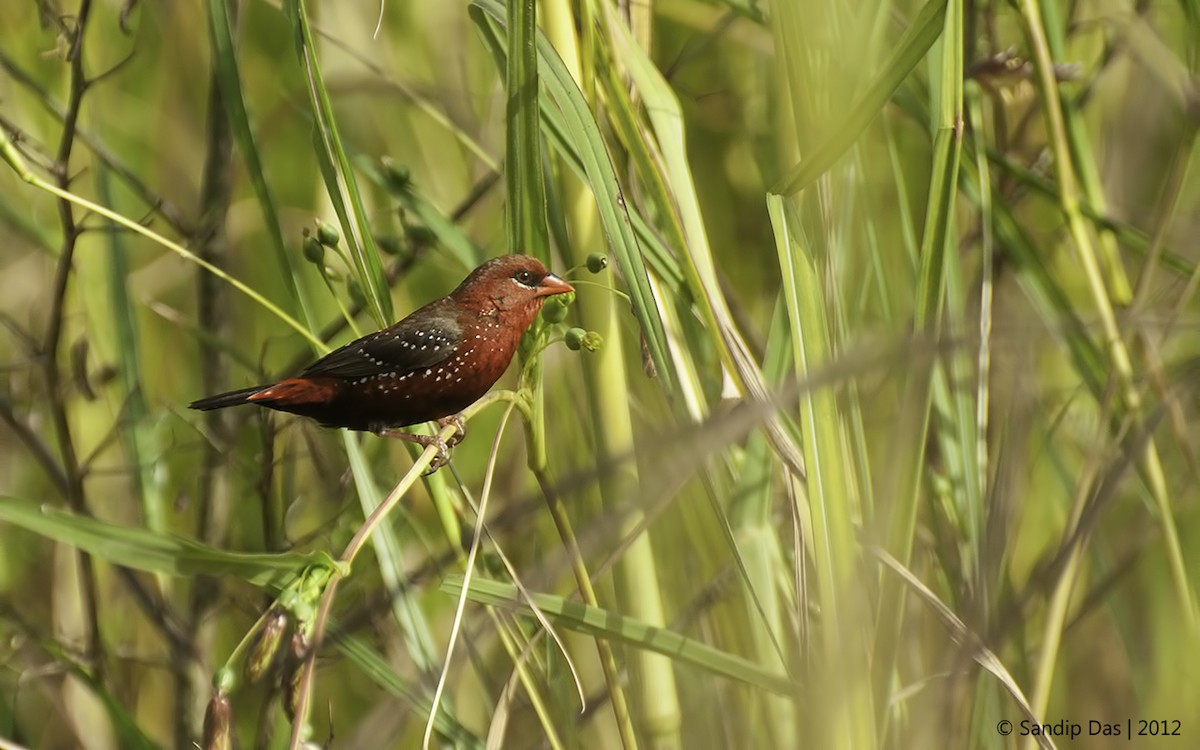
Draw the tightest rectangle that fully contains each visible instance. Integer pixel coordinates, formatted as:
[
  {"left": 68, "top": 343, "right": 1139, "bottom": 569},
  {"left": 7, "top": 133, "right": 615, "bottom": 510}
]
[
  {"left": 0, "top": 498, "right": 336, "bottom": 589},
  {"left": 283, "top": 0, "right": 393, "bottom": 326},
  {"left": 206, "top": 0, "right": 313, "bottom": 327},
  {"left": 772, "top": 0, "right": 948, "bottom": 195},
  {"left": 338, "top": 635, "right": 483, "bottom": 748},
  {"left": 95, "top": 165, "right": 167, "bottom": 544},
  {"left": 441, "top": 576, "right": 798, "bottom": 696},
  {"left": 767, "top": 195, "right": 874, "bottom": 749},
  {"left": 342, "top": 435, "right": 440, "bottom": 671},
  {"left": 503, "top": 0, "right": 549, "bottom": 260}
]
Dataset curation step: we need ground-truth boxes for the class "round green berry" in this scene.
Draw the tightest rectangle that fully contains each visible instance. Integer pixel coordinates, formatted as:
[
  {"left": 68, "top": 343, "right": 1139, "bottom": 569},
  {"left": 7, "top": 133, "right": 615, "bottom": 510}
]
[
  {"left": 302, "top": 235, "right": 325, "bottom": 264},
  {"left": 586, "top": 253, "right": 608, "bottom": 273},
  {"left": 316, "top": 220, "right": 340, "bottom": 248},
  {"left": 564, "top": 327, "right": 587, "bottom": 351}
]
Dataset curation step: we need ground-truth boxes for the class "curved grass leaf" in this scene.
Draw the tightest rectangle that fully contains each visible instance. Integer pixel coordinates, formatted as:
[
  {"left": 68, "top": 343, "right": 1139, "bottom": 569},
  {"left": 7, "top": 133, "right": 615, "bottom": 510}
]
[
  {"left": 283, "top": 0, "right": 393, "bottom": 326},
  {"left": 207, "top": 0, "right": 312, "bottom": 327},
  {"left": 441, "top": 575, "right": 797, "bottom": 695},
  {"left": 0, "top": 498, "right": 338, "bottom": 589},
  {"left": 338, "top": 635, "right": 483, "bottom": 749},
  {"left": 772, "top": 0, "right": 948, "bottom": 195}
]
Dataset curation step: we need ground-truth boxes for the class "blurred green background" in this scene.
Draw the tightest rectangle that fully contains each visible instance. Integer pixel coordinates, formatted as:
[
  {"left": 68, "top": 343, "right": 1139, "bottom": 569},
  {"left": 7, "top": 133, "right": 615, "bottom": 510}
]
[{"left": 1, "top": 0, "right": 1198, "bottom": 748}]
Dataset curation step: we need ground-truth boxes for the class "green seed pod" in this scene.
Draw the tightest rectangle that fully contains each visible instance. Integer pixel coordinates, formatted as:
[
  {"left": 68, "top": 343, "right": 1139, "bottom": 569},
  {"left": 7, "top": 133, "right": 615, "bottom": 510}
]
[
  {"left": 581, "top": 331, "right": 604, "bottom": 352},
  {"left": 564, "top": 327, "right": 587, "bottom": 351},
  {"left": 586, "top": 253, "right": 608, "bottom": 273},
  {"left": 245, "top": 608, "right": 289, "bottom": 683},
  {"left": 202, "top": 693, "right": 233, "bottom": 750},
  {"left": 302, "top": 235, "right": 325, "bottom": 265},
  {"left": 316, "top": 220, "right": 340, "bottom": 248},
  {"left": 541, "top": 295, "right": 570, "bottom": 324}
]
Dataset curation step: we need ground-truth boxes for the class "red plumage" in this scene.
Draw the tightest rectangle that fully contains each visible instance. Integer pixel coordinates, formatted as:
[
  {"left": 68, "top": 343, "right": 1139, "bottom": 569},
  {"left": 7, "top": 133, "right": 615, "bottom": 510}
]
[{"left": 190, "top": 255, "right": 573, "bottom": 450}]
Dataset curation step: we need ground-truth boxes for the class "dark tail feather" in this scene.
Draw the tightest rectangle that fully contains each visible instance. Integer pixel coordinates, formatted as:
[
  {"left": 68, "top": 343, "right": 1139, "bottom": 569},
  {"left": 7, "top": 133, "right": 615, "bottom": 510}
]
[{"left": 189, "top": 385, "right": 270, "bottom": 411}]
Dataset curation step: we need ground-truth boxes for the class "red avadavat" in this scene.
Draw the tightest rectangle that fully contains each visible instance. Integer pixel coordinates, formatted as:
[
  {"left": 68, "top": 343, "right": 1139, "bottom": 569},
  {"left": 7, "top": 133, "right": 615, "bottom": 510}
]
[{"left": 190, "top": 255, "right": 573, "bottom": 465}]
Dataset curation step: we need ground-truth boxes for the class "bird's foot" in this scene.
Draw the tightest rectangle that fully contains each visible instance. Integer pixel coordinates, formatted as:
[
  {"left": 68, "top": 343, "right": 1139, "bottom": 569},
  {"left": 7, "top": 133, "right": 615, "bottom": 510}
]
[
  {"left": 437, "top": 414, "right": 467, "bottom": 447},
  {"left": 374, "top": 428, "right": 451, "bottom": 474}
]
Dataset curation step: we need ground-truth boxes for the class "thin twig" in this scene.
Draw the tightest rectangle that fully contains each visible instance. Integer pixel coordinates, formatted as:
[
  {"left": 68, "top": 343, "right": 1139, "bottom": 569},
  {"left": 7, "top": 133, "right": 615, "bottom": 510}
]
[
  {"left": 179, "top": 14, "right": 239, "bottom": 744},
  {"left": 0, "top": 48, "right": 192, "bottom": 234},
  {"left": 533, "top": 467, "right": 639, "bottom": 750},
  {"left": 42, "top": 0, "right": 105, "bottom": 684},
  {"left": 285, "top": 415, "right": 472, "bottom": 749},
  {"left": 0, "top": 394, "right": 70, "bottom": 494}
]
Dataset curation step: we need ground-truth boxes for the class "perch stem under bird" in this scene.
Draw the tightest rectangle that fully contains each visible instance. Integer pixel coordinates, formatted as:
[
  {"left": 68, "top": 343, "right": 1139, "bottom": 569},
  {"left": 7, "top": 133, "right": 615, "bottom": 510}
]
[{"left": 189, "top": 254, "right": 574, "bottom": 470}]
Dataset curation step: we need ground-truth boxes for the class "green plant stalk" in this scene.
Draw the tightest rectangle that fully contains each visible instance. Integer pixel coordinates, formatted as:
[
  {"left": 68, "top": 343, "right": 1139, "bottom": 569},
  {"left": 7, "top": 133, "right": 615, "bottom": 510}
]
[
  {"left": 1017, "top": 0, "right": 1197, "bottom": 732},
  {"left": 506, "top": 0, "right": 550, "bottom": 259},
  {"left": 207, "top": 0, "right": 319, "bottom": 330},
  {"left": 868, "top": 125, "right": 931, "bottom": 720},
  {"left": 595, "top": 32, "right": 730, "bottom": 405},
  {"left": 968, "top": 84, "right": 994, "bottom": 587},
  {"left": 772, "top": 0, "right": 949, "bottom": 195},
  {"left": 927, "top": 0, "right": 982, "bottom": 585},
  {"left": 601, "top": 12, "right": 807, "bottom": 478},
  {"left": 580, "top": 290, "right": 681, "bottom": 747},
  {"left": 95, "top": 165, "right": 168, "bottom": 579},
  {"left": 768, "top": 197, "right": 874, "bottom": 750},
  {"left": 0, "top": 132, "right": 325, "bottom": 351},
  {"left": 874, "top": 2, "right": 963, "bottom": 719},
  {"left": 1036, "top": 0, "right": 1131, "bottom": 303},
  {"left": 285, "top": 0, "right": 393, "bottom": 326},
  {"left": 287, "top": 417, "right": 467, "bottom": 749},
  {"left": 729, "top": 300, "right": 797, "bottom": 747},
  {"left": 593, "top": 28, "right": 812, "bottom": 738},
  {"left": 544, "top": 3, "right": 680, "bottom": 746},
  {"left": 487, "top": 610, "right": 566, "bottom": 750},
  {"left": 1019, "top": 0, "right": 1197, "bottom": 641},
  {"left": 344, "top": 435, "right": 439, "bottom": 672},
  {"left": 534, "top": 466, "right": 640, "bottom": 750}
]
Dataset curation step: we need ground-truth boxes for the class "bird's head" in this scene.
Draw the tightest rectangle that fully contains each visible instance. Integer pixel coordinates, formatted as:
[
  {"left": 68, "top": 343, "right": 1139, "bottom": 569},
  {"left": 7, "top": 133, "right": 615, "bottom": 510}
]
[{"left": 451, "top": 255, "right": 574, "bottom": 325}]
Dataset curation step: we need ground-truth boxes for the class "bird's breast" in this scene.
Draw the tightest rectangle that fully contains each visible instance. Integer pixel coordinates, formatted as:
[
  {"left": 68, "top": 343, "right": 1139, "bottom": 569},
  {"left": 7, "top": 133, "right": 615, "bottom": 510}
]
[{"left": 333, "top": 326, "right": 520, "bottom": 429}]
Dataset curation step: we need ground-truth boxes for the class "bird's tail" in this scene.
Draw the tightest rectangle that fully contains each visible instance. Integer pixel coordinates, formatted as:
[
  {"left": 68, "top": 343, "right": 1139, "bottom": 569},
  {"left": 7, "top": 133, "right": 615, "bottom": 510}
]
[{"left": 188, "top": 385, "right": 270, "bottom": 411}]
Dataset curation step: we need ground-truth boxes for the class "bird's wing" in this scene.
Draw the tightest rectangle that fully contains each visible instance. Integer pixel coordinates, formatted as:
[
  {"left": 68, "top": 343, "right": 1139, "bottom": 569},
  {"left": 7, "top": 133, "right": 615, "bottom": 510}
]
[{"left": 301, "top": 309, "right": 462, "bottom": 380}]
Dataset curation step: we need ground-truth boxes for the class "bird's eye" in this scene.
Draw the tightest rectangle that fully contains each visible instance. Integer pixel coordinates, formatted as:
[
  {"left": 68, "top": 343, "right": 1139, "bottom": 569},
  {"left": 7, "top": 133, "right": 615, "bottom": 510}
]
[{"left": 513, "top": 269, "right": 537, "bottom": 287}]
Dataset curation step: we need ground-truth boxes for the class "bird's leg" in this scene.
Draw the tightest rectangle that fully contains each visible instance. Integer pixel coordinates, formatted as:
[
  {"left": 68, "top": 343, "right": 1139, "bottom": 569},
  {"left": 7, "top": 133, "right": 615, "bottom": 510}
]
[
  {"left": 373, "top": 426, "right": 450, "bottom": 473},
  {"left": 436, "top": 414, "right": 466, "bottom": 447}
]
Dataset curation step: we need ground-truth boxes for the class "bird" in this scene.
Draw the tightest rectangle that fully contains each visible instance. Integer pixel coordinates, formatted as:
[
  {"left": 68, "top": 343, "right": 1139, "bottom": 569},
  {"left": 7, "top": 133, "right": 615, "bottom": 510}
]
[{"left": 190, "top": 254, "right": 574, "bottom": 468}]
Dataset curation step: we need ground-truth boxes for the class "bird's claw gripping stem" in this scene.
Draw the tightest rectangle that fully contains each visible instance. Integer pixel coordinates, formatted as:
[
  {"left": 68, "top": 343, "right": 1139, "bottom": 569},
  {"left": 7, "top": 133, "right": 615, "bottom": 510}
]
[
  {"left": 374, "top": 428, "right": 451, "bottom": 474},
  {"left": 437, "top": 414, "right": 466, "bottom": 447}
]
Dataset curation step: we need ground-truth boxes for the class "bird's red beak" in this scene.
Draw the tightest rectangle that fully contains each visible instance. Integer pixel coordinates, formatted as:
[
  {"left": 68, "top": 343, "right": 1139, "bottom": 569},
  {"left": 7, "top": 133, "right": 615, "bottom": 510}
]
[{"left": 538, "top": 273, "right": 574, "bottom": 297}]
